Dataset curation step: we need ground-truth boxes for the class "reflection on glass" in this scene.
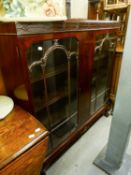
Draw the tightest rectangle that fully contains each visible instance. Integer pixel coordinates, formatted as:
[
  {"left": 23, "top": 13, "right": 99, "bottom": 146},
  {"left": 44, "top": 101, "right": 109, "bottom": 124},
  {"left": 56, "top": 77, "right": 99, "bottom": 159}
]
[
  {"left": 26, "top": 37, "right": 79, "bottom": 150},
  {"left": 91, "top": 33, "right": 116, "bottom": 114},
  {"left": 51, "top": 114, "right": 77, "bottom": 148}
]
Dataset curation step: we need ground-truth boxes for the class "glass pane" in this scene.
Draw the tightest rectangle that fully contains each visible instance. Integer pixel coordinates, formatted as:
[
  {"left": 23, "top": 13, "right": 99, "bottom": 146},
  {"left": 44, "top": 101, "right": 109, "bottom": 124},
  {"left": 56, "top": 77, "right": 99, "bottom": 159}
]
[
  {"left": 36, "top": 108, "right": 49, "bottom": 129},
  {"left": 51, "top": 114, "right": 77, "bottom": 148},
  {"left": 45, "top": 49, "right": 67, "bottom": 77},
  {"left": 49, "top": 97, "right": 69, "bottom": 128},
  {"left": 46, "top": 72, "right": 68, "bottom": 104},
  {"left": 70, "top": 54, "right": 78, "bottom": 115},
  {"left": 91, "top": 33, "right": 117, "bottom": 113},
  {"left": 90, "top": 79, "right": 96, "bottom": 114},
  {"left": 26, "top": 37, "right": 79, "bottom": 153}
]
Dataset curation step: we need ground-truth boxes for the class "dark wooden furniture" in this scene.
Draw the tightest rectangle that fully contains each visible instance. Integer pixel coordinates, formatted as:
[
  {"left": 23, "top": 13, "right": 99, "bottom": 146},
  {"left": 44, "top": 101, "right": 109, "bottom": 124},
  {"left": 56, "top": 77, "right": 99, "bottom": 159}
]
[
  {"left": 0, "top": 20, "right": 119, "bottom": 168},
  {"left": 0, "top": 105, "right": 48, "bottom": 175}
]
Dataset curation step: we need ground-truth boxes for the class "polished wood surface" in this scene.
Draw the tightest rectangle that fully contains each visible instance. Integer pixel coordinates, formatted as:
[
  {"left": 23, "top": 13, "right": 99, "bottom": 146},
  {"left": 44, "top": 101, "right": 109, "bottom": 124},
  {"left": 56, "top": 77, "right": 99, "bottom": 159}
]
[
  {"left": 110, "top": 44, "right": 123, "bottom": 101},
  {"left": 0, "top": 34, "right": 23, "bottom": 96},
  {"left": 116, "top": 44, "right": 124, "bottom": 53},
  {"left": 0, "top": 20, "right": 119, "bottom": 169},
  {"left": 0, "top": 20, "right": 120, "bottom": 36},
  {"left": 0, "top": 105, "right": 48, "bottom": 172},
  {"left": 0, "top": 69, "right": 6, "bottom": 94},
  {"left": 0, "top": 138, "right": 48, "bottom": 175}
]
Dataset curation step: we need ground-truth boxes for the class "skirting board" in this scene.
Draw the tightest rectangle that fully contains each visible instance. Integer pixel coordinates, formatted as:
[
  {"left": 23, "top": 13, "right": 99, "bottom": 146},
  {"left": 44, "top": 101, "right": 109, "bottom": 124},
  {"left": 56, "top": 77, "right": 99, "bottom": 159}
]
[{"left": 94, "top": 147, "right": 131, "bottom": 175}]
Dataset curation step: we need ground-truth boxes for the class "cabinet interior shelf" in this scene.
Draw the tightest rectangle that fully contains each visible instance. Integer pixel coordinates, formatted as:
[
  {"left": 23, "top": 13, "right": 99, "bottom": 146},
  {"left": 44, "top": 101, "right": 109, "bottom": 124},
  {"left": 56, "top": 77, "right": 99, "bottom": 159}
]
[
  {"left": 91, "top": 88, "right": 109, "bottom": 101},
  {"left": 45, "top": 64, "right": 67, "bottom": 78},
  {"left": 30, "top": 64, "right": 67, "bottom": 83},
  {"left": 34, "top": 90, "right": 77, "bottom": 113},
  {"left": 34, "top": 90, "right": 68, "bottom": 112},
  {"left": 51, "top": 112, "right": 77, "bottom": 132},
  {"left": 94, "top": 54, "right": 106, "bottom": 61},
  {"left": 37, "top": 101, "right": 77, "bottom": 131}
]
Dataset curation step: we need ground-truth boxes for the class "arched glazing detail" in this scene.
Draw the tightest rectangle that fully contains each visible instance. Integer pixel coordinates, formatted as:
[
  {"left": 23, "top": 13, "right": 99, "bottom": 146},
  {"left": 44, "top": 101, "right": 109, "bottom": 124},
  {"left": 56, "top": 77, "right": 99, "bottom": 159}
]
[
  {"left": 26, "top": 37, "right": 79, "bottom": 150},
  {"left": 91, "top": 33, "right": 117, "bottom": 114}
]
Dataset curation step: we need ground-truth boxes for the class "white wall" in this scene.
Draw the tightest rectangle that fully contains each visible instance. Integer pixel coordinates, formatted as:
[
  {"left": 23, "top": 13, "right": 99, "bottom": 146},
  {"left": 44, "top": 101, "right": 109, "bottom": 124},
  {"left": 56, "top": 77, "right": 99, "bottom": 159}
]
[{"left": 71, "top": 0, "right": 88, "bottom": 19}]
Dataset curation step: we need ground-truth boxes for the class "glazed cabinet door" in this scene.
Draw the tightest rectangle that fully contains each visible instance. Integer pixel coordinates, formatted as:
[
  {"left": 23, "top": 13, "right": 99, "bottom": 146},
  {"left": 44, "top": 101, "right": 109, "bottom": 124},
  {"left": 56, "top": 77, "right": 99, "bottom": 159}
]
[
  {"left": 20, "top": 37, "right": 79, "bottom": 153},
  {"left": 90, "top": 32, "right": 117, "bottom": 114}
]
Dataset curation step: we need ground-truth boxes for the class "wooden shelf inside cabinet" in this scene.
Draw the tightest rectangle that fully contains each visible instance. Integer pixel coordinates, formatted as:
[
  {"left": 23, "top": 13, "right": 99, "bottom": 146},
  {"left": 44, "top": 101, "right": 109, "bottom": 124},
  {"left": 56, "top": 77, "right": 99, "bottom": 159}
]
[
  {"left": 49, "top": 109, "right": 69, "bottom": 129},
  {"left": 34, "top": 89, "right": 68, "bottom": 113},
  {"left": 0, "top": 105, "right": 48, "bottom": 175},
  {"left": 45, "top": 64, "right": 67, "bottom": 79},
  {"left": 51, "top": 113, "right": 77, "bottom": 147},
  {"left": 33, "top": 78, "right": 77, "bottom": 113},
  {"left": 30, "top": 64, "right": 67, "bottom": 83},
  {"left": 94, "top": 54, "right": 106, "bottom": 61}
]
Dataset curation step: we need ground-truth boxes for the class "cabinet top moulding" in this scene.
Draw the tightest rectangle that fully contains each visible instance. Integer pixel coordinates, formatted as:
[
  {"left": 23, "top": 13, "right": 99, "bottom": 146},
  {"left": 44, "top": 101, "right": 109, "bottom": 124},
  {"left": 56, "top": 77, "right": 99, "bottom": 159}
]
[{"left": 0, "top": 19, "right": 120, "bottom": 36}]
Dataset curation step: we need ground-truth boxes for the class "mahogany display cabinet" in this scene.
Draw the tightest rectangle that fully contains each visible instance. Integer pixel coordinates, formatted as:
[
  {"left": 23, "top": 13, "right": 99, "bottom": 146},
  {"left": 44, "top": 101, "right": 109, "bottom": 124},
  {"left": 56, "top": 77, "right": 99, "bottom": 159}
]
[{"left": 0, "top": 20, "right": 120, "bottom": 168}]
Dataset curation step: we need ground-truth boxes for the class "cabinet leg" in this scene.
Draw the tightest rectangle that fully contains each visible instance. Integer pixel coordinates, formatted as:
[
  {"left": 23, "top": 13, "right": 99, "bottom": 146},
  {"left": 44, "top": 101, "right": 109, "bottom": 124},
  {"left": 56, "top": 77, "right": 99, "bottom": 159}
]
[
  {"left": 104, "top": 109, "right": 113, "bottom": 117},
  {"left": 41, "top": 169, "right": 46, "bottom": 175}
]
